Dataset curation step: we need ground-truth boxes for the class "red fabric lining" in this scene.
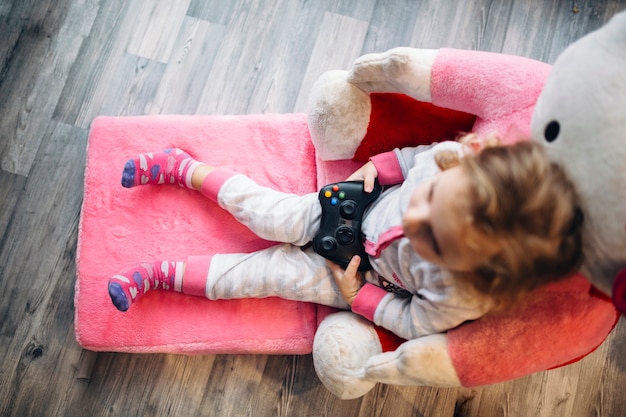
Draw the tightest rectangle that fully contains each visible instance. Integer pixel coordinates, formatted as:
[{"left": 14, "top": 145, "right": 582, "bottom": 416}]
[{"left": 353, "top": 93, "right": 476, "bottom": 161}]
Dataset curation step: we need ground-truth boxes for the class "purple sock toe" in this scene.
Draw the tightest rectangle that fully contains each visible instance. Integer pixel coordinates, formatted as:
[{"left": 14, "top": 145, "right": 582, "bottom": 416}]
[
  {"left": 150, "top": 164, "right": 161, "bottom": 181},
  {"left": 121, "top": 160, "right": 136, "bottom": 188},
  {"left": 108, "top": 282, "right": 130, "bottom": 312}
]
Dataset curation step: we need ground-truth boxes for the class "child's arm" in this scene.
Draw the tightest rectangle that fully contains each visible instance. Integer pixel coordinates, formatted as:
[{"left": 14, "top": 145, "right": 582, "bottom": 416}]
[
  {"left": 347, "top": 144, "right": 438, "bottom": 190},
  {"left": 352, "top": 282, "right": 490, "bottom": 340},
  {"left": 328, "top": 256, "right": 488, "bottom": 340}
]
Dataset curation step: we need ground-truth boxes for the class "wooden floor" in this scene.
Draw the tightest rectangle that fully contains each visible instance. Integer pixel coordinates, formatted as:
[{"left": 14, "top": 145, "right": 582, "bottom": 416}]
[{"left": 1, "top": 0, "right": 625, "bottom": 416}]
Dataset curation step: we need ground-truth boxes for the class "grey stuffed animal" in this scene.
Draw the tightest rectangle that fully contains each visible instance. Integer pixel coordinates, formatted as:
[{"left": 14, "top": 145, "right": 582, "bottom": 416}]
[{"left": 530, "top": 10, "right": 626, "bottom": 312}]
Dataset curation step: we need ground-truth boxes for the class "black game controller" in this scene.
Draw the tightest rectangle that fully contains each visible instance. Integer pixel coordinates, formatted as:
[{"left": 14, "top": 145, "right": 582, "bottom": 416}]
[{"left": 313, "top": 180, "right": 382, "bottom": 271}]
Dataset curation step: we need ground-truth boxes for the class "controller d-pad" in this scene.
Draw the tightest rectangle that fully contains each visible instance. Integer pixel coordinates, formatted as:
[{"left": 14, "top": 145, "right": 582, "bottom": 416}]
[
  {"left": 336, "top": 226, "right": 355, "bottom": 245},
  {"left": 339, "top": 201, "right": 357, "bottom": 219}
]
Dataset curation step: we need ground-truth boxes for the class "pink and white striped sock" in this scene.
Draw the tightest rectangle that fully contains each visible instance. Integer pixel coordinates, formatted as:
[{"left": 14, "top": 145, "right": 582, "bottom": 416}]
[
  {"left": 121, "top": 148, "right": 201, "bottom": 189},
  {"left": 108, "top": 260, "right": 184, "bottom": 311}
]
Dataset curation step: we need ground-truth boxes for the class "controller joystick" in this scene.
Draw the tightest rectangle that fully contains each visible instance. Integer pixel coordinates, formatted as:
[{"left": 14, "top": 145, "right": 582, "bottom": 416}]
[
  {"left": 319, "top": 237, "right": 337, "bottom": 252},
  {"left": 339, "top": 201, "right": 357, "bottom": 219},
  {"left": 313, "top": 180, "right": 382, "bottom": 271}
]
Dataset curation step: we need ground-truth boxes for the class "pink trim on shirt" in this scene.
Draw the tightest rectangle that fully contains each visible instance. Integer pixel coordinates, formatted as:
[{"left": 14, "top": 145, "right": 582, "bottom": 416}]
[
  {"left": 200, "top": 167, "right": 239, "bottom": 201},
  {"left": 352, "top": 283, "right": 388, "bottom": 321},
  {"left": 370, "top": 151, "right": 404, "bottom": 185},
  {"left": 365, "top": 226, "right": 405, "bottom": 257}
]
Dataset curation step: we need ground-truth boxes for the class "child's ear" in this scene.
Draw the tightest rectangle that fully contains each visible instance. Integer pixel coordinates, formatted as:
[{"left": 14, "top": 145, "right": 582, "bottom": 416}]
[{"left": 433, "top": 150, "right": 460, "bottom": 170}]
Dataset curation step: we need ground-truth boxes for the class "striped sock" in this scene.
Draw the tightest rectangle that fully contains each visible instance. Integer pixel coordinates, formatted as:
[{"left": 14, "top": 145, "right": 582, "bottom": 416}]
[
  {"left": 107, "top": 260, "right": 184, "bottom": 311},
  {"left": 121, "top": 148, "right": 201, "bottom": 189}
]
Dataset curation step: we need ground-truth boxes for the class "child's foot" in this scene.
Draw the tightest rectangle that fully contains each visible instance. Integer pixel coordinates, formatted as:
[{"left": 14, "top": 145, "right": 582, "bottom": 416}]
[
  {"left": 108, "top": 261, "right": 183, "bottom": 311},
  {"left": 121, "top": 148, "right": 201, "bottom": 188}
]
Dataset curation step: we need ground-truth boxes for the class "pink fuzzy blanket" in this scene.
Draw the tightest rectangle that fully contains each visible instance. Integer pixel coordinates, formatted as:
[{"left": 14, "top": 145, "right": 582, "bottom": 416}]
[{"left": 75, "top": 113, "right": 360, "bottom": 354}]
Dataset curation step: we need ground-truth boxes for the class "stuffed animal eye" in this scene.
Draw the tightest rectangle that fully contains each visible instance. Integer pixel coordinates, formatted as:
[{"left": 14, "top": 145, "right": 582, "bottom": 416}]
[{"left": 544, "top": 120, "right": 560, "bottom": 142}]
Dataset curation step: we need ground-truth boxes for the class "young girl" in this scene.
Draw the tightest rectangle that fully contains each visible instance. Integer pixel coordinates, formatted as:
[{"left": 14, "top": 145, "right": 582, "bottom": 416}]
[{"left": 108, "top": 137, "right": 583, "bottom": 341}]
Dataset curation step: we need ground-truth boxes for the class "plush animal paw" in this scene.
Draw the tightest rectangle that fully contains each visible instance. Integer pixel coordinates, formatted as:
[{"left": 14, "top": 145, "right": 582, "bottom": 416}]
[
  {"left": 348, "top": 47, "right": 438, "bottom": 101},
  {"left": 312, "top": 312, "right": 381, "bottom": 399},
  {"left": 307, "top": 70, "right": 371, "bottom": 160},
  {"left": 313, "top": 312, "right": 462, "bottom": 399}
]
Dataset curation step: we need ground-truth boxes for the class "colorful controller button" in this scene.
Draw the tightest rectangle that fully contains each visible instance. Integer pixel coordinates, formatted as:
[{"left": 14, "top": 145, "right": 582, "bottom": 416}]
[
  {"left": 330, "top": 197, "right": 338, "bottom": 205},
  {"left": 324, "top": 190, "right": 332, "bottom": 198},
  {"left": 338, "top": 191, "right": 345, "bottom": 199},
  {"left": 332, "top": 185, "right": 339, "bottom": 192}
]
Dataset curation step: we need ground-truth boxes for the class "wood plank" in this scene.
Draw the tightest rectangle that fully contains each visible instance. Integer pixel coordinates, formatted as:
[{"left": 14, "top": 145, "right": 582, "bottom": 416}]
[
  {"left": 126, "top": 0, "right": 193, "bottom": 63},
  {"left": 409, "top": 0, "right": 514, "bottom": 51},
  {"left": 195, "top": 0, "right": 310, "bottom": 114},
  {"left": 0, "top": 0, "right": 97, "bottom": 176},
  {"left": 0, "top": 171, "right": 26, "bottom": 245},
  {"left": 0, "top": 0, "right": 66, "bottom": 70},
  {"left": 98, "top": 53, "right": 165, "bottom": 117},
  {"left": 500, "top": 0, "right": 565, "bottom": 60},
  {"left": 594, "top": 320, "right": 626, "bottom": 416},
  {"left": 81, "top": 353, "right": 171, "bottom": 416},
  {"left": 331, "top": 0, "right": 377, "bottom": 22},
  {"left": 0, "top": 29, "right": 53, "bottom": 175},
  {"left": 186, "top": 0, "right": 238, "bottom": 24},
  {"left": 52, "top": 0, "right": 139, "bottom": 128},
  {"left": 361, "top": 0, "right": 423, "bottom": 53},
  {"left": 149, "top": 16, "right": 226, "bottom": 115},
  {"left": 0, "top": 120, "right": 86, "bottom": 353},
  {"left": 0, "top": 0, "right": 15, "bottom": 17},
  {"left": 358, "top": 385, "right": 458, "bottom": 416},
  {"left": 292, "top": 12, "right": 369, "bottom": 112},
  {"left": 253, "top": 1, "right": 376, "bottom": 113},
  {"left": 255, "top": 355, "right": 351, "bottom": 417},
  {"left": 0, "top": 121, "right": 87, "bottom": 416},
  {"left": 543, "top": 0, "right": 626, "bottom": 63}
]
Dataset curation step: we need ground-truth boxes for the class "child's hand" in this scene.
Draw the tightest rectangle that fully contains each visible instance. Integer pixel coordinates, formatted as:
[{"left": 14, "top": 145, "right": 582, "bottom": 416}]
[
  {"left": 347, "top": 161, "right": 378, "bottom": 193},
  {"left": 327, "top": 256, "right": 365, "bottom": 305}
]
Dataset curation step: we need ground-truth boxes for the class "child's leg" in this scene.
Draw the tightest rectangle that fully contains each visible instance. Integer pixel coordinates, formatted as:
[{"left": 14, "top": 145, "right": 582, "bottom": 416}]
[
  {"left": 120, "top": 150, "right": 319, "bottom": 245},
  {"left": 201, "top": 244, "right": 348, "bottom": 308},
  {"left": 202, "top": 173, "right": 321, "bottom": 246},
  {"left": 108, "top": 245, "right": 349, "bottom": 311}
]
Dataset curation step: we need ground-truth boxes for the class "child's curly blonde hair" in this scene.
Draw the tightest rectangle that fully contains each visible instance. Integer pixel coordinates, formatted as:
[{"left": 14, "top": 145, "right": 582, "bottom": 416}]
[{"left": 435, "top": 134, "right": 583, "bottom": 309}]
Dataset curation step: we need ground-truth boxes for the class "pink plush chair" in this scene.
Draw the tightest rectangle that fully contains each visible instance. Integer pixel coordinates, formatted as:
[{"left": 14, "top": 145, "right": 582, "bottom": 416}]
[{"left": 75, "top": 48, "right": 618, "bottom": 393}]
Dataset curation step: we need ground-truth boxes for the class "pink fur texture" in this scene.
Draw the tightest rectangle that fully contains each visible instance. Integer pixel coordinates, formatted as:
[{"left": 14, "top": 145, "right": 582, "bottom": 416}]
[
  {"left": 76, "top": 114, "right": 331, "bottom": 354},
  {"left": 448, "top": 275, "right": 618, "bottom": 387},
  {"left": 431, "top": 48, "right": 552, "bottom": 141}
]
